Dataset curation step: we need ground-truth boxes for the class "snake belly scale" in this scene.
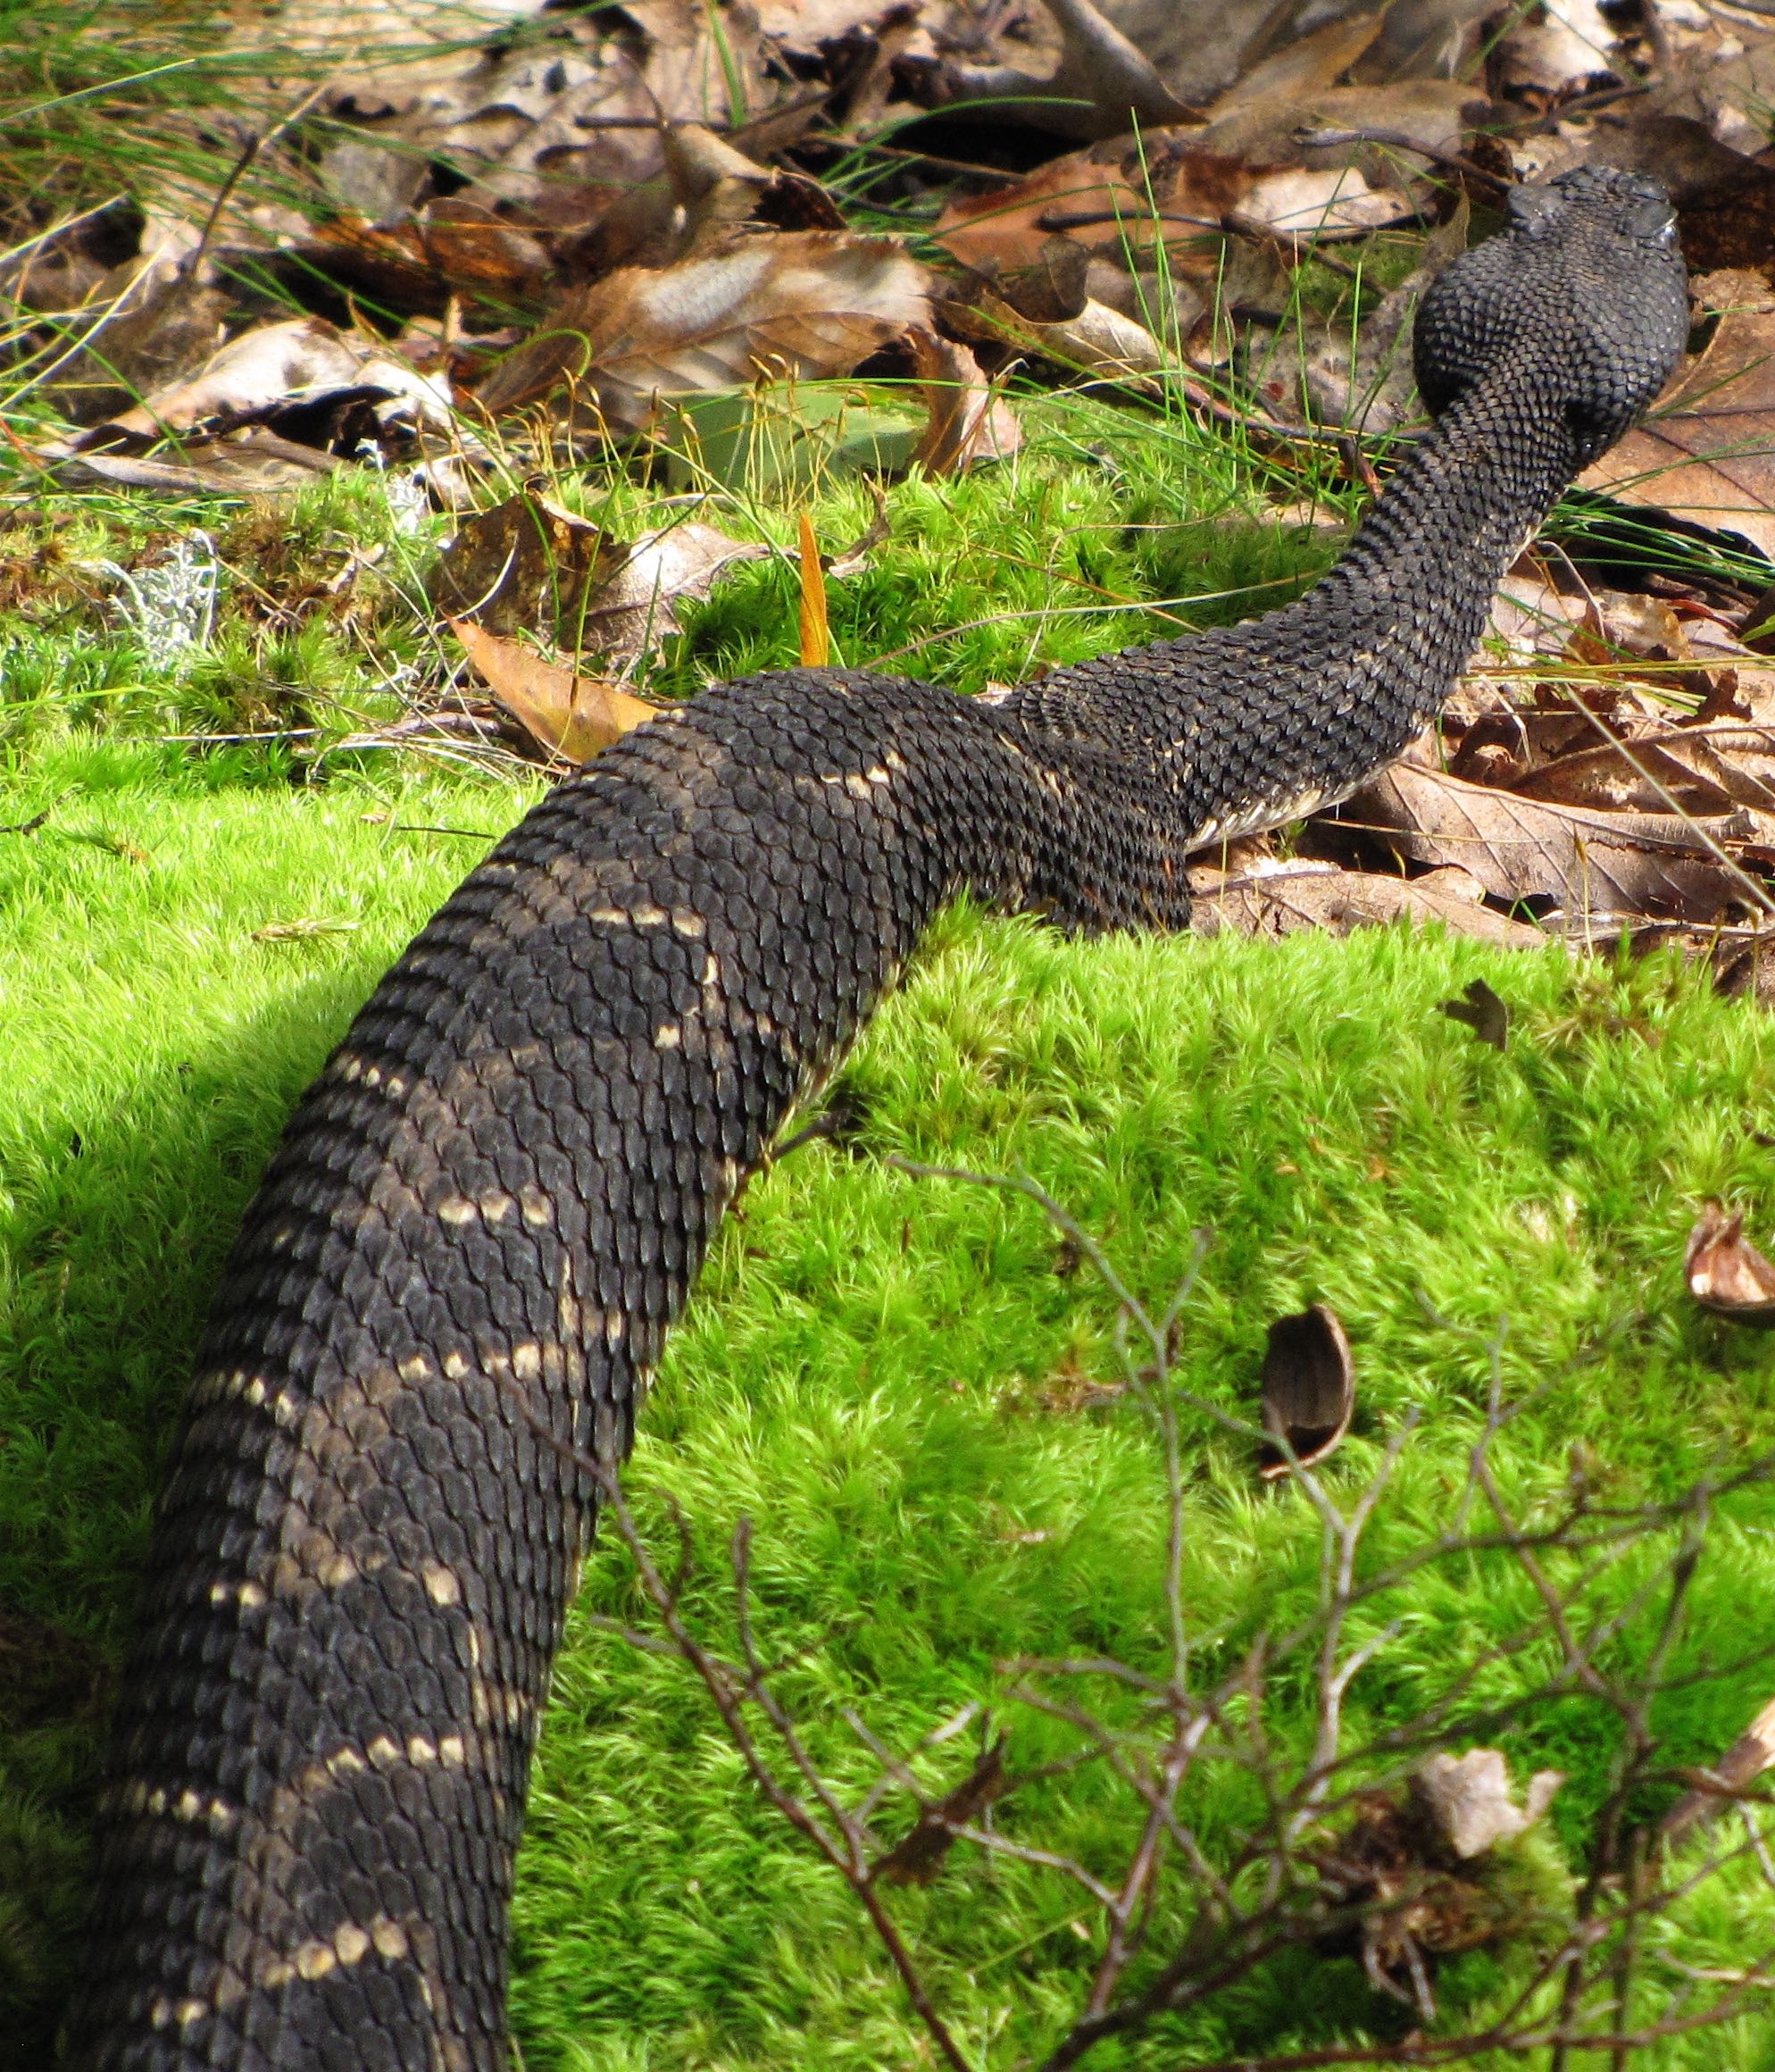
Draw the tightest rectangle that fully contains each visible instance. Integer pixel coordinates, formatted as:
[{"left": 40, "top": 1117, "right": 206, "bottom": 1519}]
[{"left": 63, "top": 169, "right": 1688, "bottom": 2069}]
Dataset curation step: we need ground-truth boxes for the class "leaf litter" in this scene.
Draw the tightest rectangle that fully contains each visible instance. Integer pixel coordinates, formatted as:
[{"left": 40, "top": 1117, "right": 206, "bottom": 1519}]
[{"left": 11, "top": 0, "right": 1775, "bottom": 965}]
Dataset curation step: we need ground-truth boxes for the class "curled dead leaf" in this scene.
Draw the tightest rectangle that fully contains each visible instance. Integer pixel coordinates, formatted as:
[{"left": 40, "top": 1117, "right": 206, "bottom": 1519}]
[
  {"left": 1685, "top": 1199, "right": 1775, "bottom": 1324},
  {"left": 946, "top": 281, "right": 1165, "bottom": 380},
  {"left": 1412, "top": 1750, "right": 1562, "bottom": 1861},
  {"left": 434, "top": 497, "right": 770, "bottom": 661},
  {"left": 1188, "top": 859, "right": 1548, "bottom": 948},
  {"left": 430, "top": 491, "right": 604, "bottom": 639},
  {"left": 900, "top": 0, "right": 1197, "bottom": 142},
  {"left": 907, "top": 329, "right": 1022, "bottom": 473},
  {"left": 451, "top": 619, "right": 658, "bottom": 766},
  {"left": 88, "top": 316, "right": 453, "bottom": 445},
  {"left": 473, "top": 231, "right": 931, "bottom": 433},
  {"left": 1237, "top": 165, "right": 1414, "bottom": 242},
  {"left": 1257, "top": 1303, "right": 1354, "bottom": 1480},
  {"left": 579, "top": 522, "right": 771, "bottom": 662}
]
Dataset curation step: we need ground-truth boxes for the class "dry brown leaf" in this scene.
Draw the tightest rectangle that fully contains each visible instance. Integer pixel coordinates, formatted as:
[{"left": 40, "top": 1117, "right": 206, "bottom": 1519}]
[
  {"left": 1685, "top": 619, "right": 1775, "bottom": 724},
  {"left": 1238, "top": 164, "right": 1414, "bottom": 241},
  {"left": 752, "top": 0, "right": 906, "bottom": 48},
  {"left": 451, "top": 617, "right": 657, "bottom": 764},
  {"left": 1485, "top": 572, "right": 1590, "bottom": 664},
  {"left": 899, "top": 0, "right": 1197, "bottom": 141},
  {"left": 1494, "top": 0, "right": 1621, "bottom": 106},
  {"left": 932, "top": 135, "right": 1250, "bottom": 278},
  {"left": 1676, "top": 723, "right": 1775, "bottom": 814},
  {"left": 579, "top": 521, "right": 771, "bottom": 661},
  {"left": 908, "top": 330, "right": 1022, "bottom": 474},
  {"left": 85, "top": 316, "right": 454, "bottom": 447},
  {"left": 429, "top": 490, "right": 604, "bottom": 639},
  {"left": 1581, "top": 308, "right": 1775, "bottom": 562},
  {"left": 1257, "top": 1304, "right": 1354, "bottom": 1480},
  {"left": 1187, "top": 859, "right": 1549, "bottom": 948},
  {"left": 1339, "top": 763, "right": 1755, "bottom": 925},
  {"left": 474, "top": 231, "right": 930, "bottom": 432},
  {"left": 1215, "top": 79, "right": 1481, "bottom": 173},
  {"left": 303, "top": 203, "right": 553, "bottom": 319},
  {"left": 432, "top": 492, "right": 769, "bottom": 659},
  {"left": 1506, "top": 736, "right": 1739, "bottom": 818},
  {"left": 1685, "top": 1199, "right": 1775, "bottom": 1323},
  {"left": 621, "top": 0, "right": 774, "bottom": 135},
  {"left": 262, "top": 0, "right": 544, "bottom": 105},
  {"left": 38, "top": 430, "right": 343, "bottom": 495},
  {"left": 1200, "top": 12, "right": 1384, "bottom": 132},
  {"left": 945, "top": 279, "right": 1166, "bottom": 380}
]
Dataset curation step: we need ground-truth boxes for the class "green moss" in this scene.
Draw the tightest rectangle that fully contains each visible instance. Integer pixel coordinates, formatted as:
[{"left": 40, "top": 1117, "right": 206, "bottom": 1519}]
[
  {"left": 1, "top": 380, "right": 1771, "bottom": 2066},
  {"left": 4, "top": 748, "right": 1775, "bottom": 2060}
]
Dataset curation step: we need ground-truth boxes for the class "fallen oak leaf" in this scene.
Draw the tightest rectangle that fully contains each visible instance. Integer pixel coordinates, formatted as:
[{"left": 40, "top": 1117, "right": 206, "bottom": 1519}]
[
  {"left": 472, "top": 231, "right": 931, "bottom": 433},
  {"left": 1335, "top": 763, "right": 1760, "bottom": 926},
  {"left": 1187, "top": 859, "right": 1549, "bottom": 948},
  {"left": 1684, "top": 1199, "right": 1775, "bottom": 1324},
  {"left": 451, "top": 618, "right": 658, "bottom": 765}
]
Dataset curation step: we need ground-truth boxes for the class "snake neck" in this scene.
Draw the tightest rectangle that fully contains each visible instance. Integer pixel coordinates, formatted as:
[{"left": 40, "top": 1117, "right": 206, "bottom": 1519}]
[
  {"left": 1306, "top": 365, "right": 1585, "bottom": 723},
  {"left": 1009, "top": 365, "right": 1586, "bottom": 845}
]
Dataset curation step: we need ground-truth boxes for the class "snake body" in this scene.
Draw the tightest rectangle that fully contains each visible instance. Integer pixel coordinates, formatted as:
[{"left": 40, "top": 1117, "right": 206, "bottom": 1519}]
[{"left": 65, "top": 170, "right": 1688, "bottom": 2068}]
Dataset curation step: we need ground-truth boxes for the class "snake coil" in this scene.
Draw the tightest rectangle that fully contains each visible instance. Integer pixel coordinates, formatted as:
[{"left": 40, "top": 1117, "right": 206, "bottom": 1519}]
[{"left": 66, "top": 168, "right": 1688, "bottom": 2069}]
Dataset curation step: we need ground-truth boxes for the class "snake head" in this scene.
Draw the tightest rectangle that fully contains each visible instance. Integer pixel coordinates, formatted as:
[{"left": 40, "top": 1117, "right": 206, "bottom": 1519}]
[{"left": 1413, "top": 165, "right": 1690, "bottom": 465}]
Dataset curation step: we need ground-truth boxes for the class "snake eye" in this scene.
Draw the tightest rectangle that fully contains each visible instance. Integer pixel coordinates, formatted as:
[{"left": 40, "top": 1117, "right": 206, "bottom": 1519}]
[
  {"left": 1505, "top": 185, "right": 1562, "bottom": 237},
  {"left": 1624, "top": 200, "right": 1678, "bottom": 246}
]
